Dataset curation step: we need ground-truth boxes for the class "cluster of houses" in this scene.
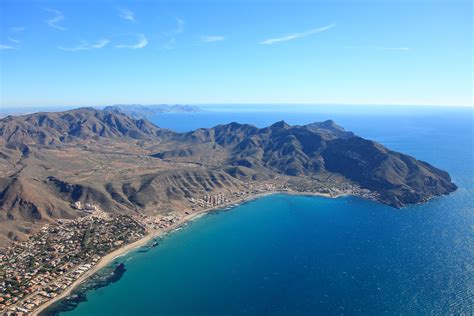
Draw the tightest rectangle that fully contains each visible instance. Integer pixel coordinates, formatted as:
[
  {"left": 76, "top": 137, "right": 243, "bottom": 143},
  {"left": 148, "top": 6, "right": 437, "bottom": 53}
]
[
  {"left": 0, "top": 212, "right": 146, "bottom": 315},
  {"left": 134, "top": 213, "right": 182, "bottom": 231}
]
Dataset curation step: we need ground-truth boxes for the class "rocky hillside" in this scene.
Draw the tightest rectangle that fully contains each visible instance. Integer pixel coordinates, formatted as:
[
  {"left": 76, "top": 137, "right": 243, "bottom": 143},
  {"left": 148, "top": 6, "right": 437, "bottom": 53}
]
[
  {"left": 154, "top": 119, "right": 456, "bottom": 207},
  {"left": 0, "top": 107, "right": 168, "bottom": 145},
  {"left": 0, "top": 107, "right": 457, "bottom": 246}
]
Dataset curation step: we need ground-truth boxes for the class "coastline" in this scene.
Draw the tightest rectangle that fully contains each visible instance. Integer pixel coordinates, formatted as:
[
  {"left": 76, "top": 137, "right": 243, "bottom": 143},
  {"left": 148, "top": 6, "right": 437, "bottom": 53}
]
[{"left": 32, "top": 190, "right": 341, "bottom": 315}]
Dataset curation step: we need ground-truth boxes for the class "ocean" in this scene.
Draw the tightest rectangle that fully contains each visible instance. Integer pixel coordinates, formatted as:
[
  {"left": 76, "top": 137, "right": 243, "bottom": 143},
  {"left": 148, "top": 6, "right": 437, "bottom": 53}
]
[{"left": 43, "top": 105, "right": 473, "bottom": 315}]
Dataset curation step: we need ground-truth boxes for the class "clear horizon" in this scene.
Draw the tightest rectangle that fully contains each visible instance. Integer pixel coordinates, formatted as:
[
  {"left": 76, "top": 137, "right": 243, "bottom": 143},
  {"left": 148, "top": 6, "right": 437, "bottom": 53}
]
[
  {"left": 2, "top": 102, "right": 474, "bottom": 110},
  {"left": 1, "top": 0, "right": 472, "bottom": 108},
  {"left": 1, "top": 103, "right": 472, "bottom": 120}
]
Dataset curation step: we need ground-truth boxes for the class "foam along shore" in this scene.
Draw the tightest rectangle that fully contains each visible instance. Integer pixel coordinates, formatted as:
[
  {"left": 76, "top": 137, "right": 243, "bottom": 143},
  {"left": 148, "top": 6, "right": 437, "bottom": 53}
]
[{"left": 32, "top": 190, "right": 341, "bottom": 316}]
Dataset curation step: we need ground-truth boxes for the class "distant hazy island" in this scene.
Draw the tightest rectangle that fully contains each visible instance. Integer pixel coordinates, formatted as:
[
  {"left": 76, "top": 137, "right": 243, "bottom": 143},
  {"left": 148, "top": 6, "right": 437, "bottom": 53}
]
[
  {"left": 102, "top": 104, "right": 201, "bottom": 119},
  {"left": 0, "top": 104, "right": 201, "bottom": 119},
  {"left": 0, "top": 107, "right": 456, "bottom": 314}
]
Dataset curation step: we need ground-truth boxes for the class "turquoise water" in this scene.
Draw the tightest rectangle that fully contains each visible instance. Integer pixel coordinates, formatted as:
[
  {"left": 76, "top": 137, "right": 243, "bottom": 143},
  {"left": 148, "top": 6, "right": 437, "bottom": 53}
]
[{"left": 47, "top": 107, "right": 473, "bottom": 315}]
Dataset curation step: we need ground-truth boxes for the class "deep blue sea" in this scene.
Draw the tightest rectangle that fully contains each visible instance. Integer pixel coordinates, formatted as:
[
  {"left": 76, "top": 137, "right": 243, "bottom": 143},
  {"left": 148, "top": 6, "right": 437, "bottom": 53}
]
[{"left": 45, "top": 105, "right": 473, "bottom": 315}]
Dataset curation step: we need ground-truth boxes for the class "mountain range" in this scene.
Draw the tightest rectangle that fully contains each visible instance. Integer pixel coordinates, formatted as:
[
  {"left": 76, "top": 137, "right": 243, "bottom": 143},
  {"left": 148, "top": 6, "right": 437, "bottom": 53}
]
[{"left": 0, "top": 107, "right": 457, "bottom": 246}]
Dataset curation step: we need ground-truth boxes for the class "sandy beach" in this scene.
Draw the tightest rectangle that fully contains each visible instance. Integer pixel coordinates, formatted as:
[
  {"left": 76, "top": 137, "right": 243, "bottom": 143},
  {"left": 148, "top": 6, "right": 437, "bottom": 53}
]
[{"left": 32, "top": 190, "right": 339, "bottom": 315}]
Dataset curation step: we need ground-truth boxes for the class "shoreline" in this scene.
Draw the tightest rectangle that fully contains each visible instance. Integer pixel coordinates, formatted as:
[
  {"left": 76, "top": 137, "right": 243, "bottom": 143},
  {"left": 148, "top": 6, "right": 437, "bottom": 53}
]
[{"left": 32, "top": 190, "right": 343, "bottom": 315}]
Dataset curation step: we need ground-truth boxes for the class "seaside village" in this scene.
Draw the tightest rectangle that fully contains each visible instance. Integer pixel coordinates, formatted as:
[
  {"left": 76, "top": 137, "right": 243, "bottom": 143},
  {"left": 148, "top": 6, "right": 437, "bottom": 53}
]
[
  {"left": 0, "top": 204, "right": 147, "bottom": 316},
  {"left": 0, "top": 179, "right": 375, "bottom": 315}
]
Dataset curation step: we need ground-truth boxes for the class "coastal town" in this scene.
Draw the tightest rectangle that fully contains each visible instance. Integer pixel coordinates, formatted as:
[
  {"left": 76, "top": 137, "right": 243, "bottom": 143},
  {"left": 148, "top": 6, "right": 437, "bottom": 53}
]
[
  {"left": 0, "top": 179, "right": 376, "bottom": 315},
  {"left": 0, "top": 207, "right": 147, "bottom": 315}
]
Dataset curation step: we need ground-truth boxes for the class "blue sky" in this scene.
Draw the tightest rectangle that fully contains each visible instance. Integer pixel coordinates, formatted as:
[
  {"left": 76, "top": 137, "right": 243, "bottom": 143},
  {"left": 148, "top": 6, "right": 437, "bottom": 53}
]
[{"left": 0, "top": 0, "right": 472, "bottom": 108}]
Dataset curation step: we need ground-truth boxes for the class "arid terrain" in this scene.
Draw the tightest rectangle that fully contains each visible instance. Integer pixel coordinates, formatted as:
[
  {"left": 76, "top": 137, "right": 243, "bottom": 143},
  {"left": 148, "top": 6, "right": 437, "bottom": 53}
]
[{"left": 0, "top": 107, "right": 457, "bottom": 247}]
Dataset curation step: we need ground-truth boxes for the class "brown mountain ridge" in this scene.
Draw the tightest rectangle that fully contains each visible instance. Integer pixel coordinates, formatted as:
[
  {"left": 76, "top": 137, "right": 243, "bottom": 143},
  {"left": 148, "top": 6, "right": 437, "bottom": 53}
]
[{"left": 0, "top": 107, "right": 457, "bottom": 246}]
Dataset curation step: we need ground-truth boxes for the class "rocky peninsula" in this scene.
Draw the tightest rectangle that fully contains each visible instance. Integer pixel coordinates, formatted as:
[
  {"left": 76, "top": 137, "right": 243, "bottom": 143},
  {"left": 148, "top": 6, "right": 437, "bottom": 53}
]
[{"left": 0, "top": 107, "right": 457, "bottom": 314}]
